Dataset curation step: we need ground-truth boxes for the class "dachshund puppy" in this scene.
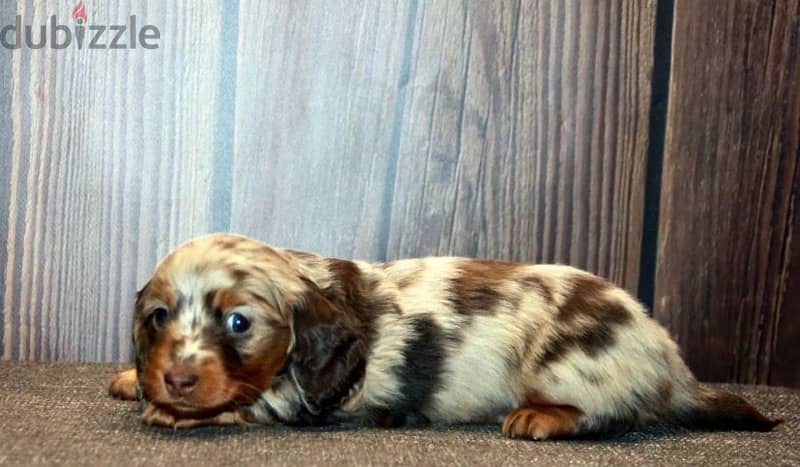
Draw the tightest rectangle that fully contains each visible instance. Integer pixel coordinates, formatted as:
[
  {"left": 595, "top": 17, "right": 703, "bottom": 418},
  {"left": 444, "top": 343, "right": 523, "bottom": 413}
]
[{"left": 110, "top": 234, "right": 779, "bottom": 439}]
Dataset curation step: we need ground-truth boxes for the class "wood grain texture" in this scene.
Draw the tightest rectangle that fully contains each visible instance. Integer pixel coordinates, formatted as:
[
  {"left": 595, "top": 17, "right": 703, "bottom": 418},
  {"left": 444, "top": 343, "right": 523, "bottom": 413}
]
[
  {"left": 385, "top": 0, "right": 656, "bottom": 294},
  {"left": 230, "top": 0, "right": 415, "bottom": 260},
  {"left": 770, "top": 164, "right": 800, "bottom": 387},
  {"left": 654, "top": 0, "right": 800, "bottom": 384},
  {"left": 1, "top": 0, "right": 235, "bottom": 362},
  {"left": 0, "top": 0, "right": 658, "bottom": 362},
  {"left": 0, "top": 1, "right": 15, "bottom": 355},
  {"left": 0, "top": 0, "right": 659, "bottom": 363}
]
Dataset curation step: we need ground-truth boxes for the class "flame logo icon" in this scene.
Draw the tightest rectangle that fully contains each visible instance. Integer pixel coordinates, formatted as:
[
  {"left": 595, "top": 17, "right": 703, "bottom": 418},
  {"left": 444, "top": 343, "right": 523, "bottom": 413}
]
[{"left": 72, "top": 0, "right": 87, "bottom": 24}]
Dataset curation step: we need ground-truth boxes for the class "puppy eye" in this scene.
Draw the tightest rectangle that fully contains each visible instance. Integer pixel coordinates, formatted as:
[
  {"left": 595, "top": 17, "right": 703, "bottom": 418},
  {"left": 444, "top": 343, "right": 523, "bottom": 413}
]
[
  {"left": 151, "top": 307, "right": 169, "bottom": 327},
  {"left": 226, "top": 313, "right": 250, "bottom": 334}
]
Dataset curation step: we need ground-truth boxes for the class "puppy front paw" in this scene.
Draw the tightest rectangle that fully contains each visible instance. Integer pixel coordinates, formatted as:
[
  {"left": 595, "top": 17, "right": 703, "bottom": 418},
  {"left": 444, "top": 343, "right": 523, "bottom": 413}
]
[
  {"left": 109, "top": 368, "right": 139, "bottom": 400},
  {"left": 141, "top": 404, "right": 255, "bottom": 429},
  {"left": 142, "top": 404, "right": 180, "bottom": 427}
]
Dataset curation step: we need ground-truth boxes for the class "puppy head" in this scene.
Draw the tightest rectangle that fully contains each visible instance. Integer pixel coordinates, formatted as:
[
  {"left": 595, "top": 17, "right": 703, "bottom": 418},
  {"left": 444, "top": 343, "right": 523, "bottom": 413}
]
[{"left": 133, "top": 234, "right": 308, "bottom": 417}]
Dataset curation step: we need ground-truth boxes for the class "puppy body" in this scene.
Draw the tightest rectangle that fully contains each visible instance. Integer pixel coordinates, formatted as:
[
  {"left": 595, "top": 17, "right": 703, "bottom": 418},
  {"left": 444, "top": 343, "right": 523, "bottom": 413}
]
[
  {"left": 115, "top": 234, "right": 778, "bottom": 439},
  {"left": 255, "top": 257, "right": 689, "bottom": 432}
]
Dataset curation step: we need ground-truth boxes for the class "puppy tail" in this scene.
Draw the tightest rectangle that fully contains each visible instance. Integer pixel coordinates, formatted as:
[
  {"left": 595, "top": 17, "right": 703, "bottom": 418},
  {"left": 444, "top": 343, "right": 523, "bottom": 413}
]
[{"left": 675, "top": 385, "right": 781, "bottom": 432}]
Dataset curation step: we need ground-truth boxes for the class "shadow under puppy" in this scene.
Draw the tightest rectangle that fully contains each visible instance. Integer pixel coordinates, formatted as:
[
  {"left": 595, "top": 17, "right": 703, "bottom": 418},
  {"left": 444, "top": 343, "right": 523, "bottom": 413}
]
[{"left": 110, "top": 234, "right": 780, "bottom": 439}]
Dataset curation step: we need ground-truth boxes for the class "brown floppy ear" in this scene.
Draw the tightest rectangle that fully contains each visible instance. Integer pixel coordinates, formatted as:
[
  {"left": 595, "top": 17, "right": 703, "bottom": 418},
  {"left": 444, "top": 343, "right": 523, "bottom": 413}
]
[{"left": 288, "top": 284, "right": 367, "bottom": 420}]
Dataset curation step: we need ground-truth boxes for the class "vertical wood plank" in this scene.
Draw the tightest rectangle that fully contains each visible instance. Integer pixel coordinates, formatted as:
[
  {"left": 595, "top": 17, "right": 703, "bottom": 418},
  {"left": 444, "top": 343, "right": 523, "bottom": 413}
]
[
  {"left": 1, "top": 1, "right": 233, "bottom": 362},
  {"left": 230, "top": 0, "right": 416, "bottom": 260},
  {"left": 655, "top": 0, "right": 800, "bottom": 384},
  {"left": 385, "top": 0, "right": 656, "bottom": 294},
  {"left": 0, "top": 1, "right": 15, "bottom": 355},
  {"left": 770, "top": 167, "right": 800, "bottom": 387}
]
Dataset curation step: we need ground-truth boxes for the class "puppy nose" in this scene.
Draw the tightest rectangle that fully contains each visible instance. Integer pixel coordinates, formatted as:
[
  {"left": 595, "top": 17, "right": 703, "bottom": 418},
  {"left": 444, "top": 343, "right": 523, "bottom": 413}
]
[{"left": 164, "top": 367, "right": 199, "bottom": 396}]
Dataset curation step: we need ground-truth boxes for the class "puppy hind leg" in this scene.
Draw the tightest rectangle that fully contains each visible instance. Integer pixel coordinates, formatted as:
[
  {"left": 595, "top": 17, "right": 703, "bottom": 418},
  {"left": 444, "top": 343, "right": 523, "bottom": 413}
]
[
  {"left": 501, "top": 393, "right": 634, "bottom": 440},
  {"left": 501, "top": 399, "right": 583, "bottom": 440}
]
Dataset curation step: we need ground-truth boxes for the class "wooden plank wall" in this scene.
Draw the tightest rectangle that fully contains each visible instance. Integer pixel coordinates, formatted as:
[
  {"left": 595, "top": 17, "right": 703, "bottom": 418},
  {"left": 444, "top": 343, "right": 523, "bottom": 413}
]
[
  {"left": 231, "top": 0, "right": 413, "bottom": 260},
  {"left": 1, "top": 0, "right": 798, "bottom": 388},
  {"left": 654, "top": 0, "right": 800, "bottom": 386},
  {"left": 386, "top": 1, "right": 653, "bottom": 294},
  {"left": 233, "top": 0, "right": 656, "bottom": 287},
  {"left": 0, "top": 0, "right": 656, "bottom": 363}
]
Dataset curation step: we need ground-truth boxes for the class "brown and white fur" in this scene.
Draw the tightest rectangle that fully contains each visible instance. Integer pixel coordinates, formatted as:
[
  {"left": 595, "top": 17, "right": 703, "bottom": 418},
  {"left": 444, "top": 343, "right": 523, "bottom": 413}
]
[{"left": 110, "top": 234, "right": 779, "bottom": 439}]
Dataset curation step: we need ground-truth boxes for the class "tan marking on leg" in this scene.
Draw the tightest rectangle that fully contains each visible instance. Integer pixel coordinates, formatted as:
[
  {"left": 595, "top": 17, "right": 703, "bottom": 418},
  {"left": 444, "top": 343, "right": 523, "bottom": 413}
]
[
  {"left": 502, "top": 404, "right": 583, "bottom": 440},
  {"left": 109, "top": 369, "right": 138, "bottom": 400}
]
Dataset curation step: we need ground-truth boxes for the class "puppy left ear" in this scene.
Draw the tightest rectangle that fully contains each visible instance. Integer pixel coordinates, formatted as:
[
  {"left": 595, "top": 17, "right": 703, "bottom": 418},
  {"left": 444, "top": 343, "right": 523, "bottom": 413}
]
[{"left": 288, "top": 285, "right": 367, "bottom": 419}]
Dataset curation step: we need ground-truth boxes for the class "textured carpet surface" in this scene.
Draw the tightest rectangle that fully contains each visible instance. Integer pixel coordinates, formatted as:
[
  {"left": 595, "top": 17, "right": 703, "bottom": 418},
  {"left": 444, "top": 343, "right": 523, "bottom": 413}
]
[{"left": 0, "top": 362, "right": 798, "bottom": 466}]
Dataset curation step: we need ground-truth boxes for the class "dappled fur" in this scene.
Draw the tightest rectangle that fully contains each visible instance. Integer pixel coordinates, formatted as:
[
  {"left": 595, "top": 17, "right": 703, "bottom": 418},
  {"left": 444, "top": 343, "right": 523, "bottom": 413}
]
[{"left": 110, "top": 234, "right": 780, "bottom": 439}]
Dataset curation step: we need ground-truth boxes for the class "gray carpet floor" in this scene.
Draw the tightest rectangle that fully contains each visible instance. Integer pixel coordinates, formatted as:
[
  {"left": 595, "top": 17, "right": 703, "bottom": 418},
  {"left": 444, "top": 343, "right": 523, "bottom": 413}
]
[{"left": 0, "top": 362, "right": 798, "bottom": 466}]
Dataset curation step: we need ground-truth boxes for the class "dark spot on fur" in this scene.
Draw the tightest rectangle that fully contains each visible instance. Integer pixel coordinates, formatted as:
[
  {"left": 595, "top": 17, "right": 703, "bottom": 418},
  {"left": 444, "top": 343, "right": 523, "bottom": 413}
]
[
  {"left": 327, "top": 260, "right": 366, "bottom": 301},
  {"left": 384, "top": 316, "right": 446, "bottom": 419},
  {"left": 557, "top": 275, "right": 632, "bottom": 325},
  {"left": 447, "top": 260, "right": 521, "bottom": 315},
  {"left": 519, "top": 275, "right": 553, "bottom": 303},
  {"left": 231, "top": 268, "right": 250, "bottom": 282},
  {"left": 536, "top": 322, "right": 619, "bottom": 369},
  {"left": 575, "top": 323, "right": 617, "bottom": 356},
  {"left": 204, "top": 290, "right": 218, "bottom": 313},
  {"left": 324, "top": 259, "right": 398, "bottom": 327},
  {"left": 535, "top": 275, "right": 635, "bottom": 369},
  {"left": 449, "top": 284, "right": 502, "bottom": 315},
  {"left": 217, "top": 237, "right": 245, "bottom": 250},
  {"left": 537, "top": 335, "right": 568, "bottom": 367}
]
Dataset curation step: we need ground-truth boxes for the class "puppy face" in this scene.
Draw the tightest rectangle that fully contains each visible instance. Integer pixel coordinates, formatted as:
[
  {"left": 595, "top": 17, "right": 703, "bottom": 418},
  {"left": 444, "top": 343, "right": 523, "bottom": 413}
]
[{"left": 133, "top": 235, "right": 307, "bottom": 417}]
